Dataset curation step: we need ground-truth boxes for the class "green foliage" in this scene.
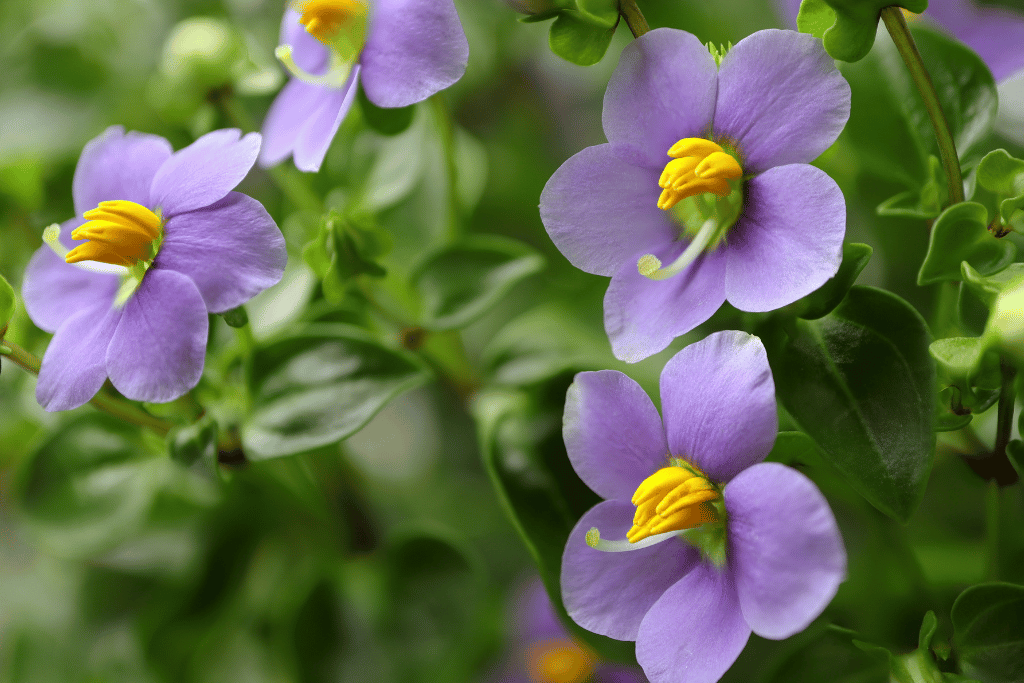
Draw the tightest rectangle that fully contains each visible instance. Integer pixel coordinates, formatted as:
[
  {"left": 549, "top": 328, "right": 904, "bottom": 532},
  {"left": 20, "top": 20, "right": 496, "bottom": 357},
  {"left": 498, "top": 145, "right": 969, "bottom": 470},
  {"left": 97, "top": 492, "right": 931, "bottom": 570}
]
[
  {"left": 792, "top": 242, "right": 873, "bottom": 320},
  {"left": 548, "top": 11, "right": 618, "bottom": 66},
  {"left": 412, "top": 235, "right": 544, "bottom": 331},
  {"left": 797, "top": 0, "right": 928, "bottom": 62},
  {"left": 918, "top": 202, "right": 1015, "bottom": 286},
  {"left": 242, "top": 325, "right": 430, "bottom": 459},
  {"left": 952, "top": 583, "right": 1024, "bottom": 683},
  {"left": 766, "top": 287, "right": 935, "bottom": 521},
  {"left": 358, "top": 86, "right": 416, "bottom": 137},
  {"left": 168, "top": 416, "right": 219, "bottom": 467},
  {"left": 976, "top": 149, "right": 1024, "bottom": 230},
  {"left": 303, "top": 212, "right": 391, "bottom": 303},
  {"left": 0, "top": 272, "right": 14, "bottom": 332}
]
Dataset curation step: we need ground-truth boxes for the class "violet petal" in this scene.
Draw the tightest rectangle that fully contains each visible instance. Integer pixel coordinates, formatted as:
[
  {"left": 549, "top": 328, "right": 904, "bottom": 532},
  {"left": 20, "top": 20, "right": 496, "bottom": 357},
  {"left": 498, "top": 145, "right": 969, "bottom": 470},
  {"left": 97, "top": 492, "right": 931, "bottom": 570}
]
[
  {"left": 604, "top": 243, "right": 727, "bottom": 363},
  {"left": 564, "top": 370, "right": 669, "bottom": 501},
  {"left": 150, "top": 129, "right": 260, "bottom": 216},
  {"left": 259, "top": 79, "right": 329, "bottom": 169},
  {"left": 562, "top": 500, "right": 698, "bottom": 641},
  {"left": 725, "top": 462, "right": 846, "bottom": 639},
  {"left": 72, "top": 126, "right": 172, "bottom": 216},
  {"left": 280, "top": 8, "right": 330, "bottom": 76},
  {"left": 635, "top": 562, "right": 751, "bottom": 683},
  {"left": 360, "top": 0, "right": 468, "bottom": 108},
  {"left": 602, "top": 28, "right": 718, "bottom": 169},
  {"left": 724, "top": 164, "right": 845, "bottom": 312},
  {"left": 35, "top": 304, "right": 123, "bottom": 412},
  {"left": 105, "top": 269, "right": 208, "bottom": 403},
  {"left": 540, "top": 144, "right": 677, "bottom": 277},
  {"left": 156, "top": 192, "right": 286, "bottom": 314},
  {"left": 714, "top": 29, "right": 850, "bottom": 174},
  {"left": 923, "top": 2, "right": 1024, "bottom": 82},
  {"left": 293, "top": 67, "right": 360, "bottom": 172},
  {"left": 22, "top": 218, "right": 119, "bottom": 333},
  {"left": 660, "top": 330, "right": 776, "bottom": 483}
]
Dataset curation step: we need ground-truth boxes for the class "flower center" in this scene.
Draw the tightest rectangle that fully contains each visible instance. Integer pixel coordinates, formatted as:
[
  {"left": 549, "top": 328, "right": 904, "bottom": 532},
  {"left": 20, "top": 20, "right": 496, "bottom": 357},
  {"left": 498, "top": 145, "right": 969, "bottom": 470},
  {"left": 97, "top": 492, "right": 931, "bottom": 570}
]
[
  {"left": 628, "top": 462, "right": 720, "bottom": 543},
  {"left": 276, "top": 0, "right": 367, "bottom": 88},
  {"left": 637, "top": 138, "right": 745, "bottom": 281},
  {"left": 525, "top": 638, "right": 597, "bottom": 683},
  {"left": 586, "top": 459, "right": 728, "bottom": 566},
  {"left": 65, "top": 200, "right": 163, "bottom": 268}
]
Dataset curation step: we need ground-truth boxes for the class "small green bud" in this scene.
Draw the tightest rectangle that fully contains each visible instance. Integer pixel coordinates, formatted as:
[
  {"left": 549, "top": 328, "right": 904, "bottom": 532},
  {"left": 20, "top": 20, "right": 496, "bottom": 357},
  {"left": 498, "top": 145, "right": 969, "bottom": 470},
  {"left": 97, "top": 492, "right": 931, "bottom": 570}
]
[{"left": 221, "top": 305, "right": 249, "bottom": 328}]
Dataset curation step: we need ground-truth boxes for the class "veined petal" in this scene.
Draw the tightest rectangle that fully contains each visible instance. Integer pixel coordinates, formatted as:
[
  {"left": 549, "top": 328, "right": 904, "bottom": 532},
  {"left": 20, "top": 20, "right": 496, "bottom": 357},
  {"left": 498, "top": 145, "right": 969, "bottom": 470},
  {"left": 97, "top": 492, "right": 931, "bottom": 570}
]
[
  {"left": 259, "top": 79, "right": 329, "bottom": 168},
  {"left": 22, "top": 218, "right": 119, "bottom": 333},
  {"left": 602, "top": 28, "right": 718, "bottom": 169},
  {"left": 564, "top": 370, "right": 669, "bottom": 501},
  {"left": 714, "top": 29, "right": 850, "bottom": 174},
  {"left": 73, "top": 126, "right": 172, "bottom": 217},
  {"left": 725, "top": 463, "right": 846, "bottom": 639},
  {"left": 293, "top": 67, "right": 360, "bottom": 172},
  {"left": 150, "top": 129, "right": 261, "bottom": 216},
  {"left": 562, "top": 500, "right": 698, "bottom": 641},
  {"left": 105, "top": 269, "right": 208, "bottom": 403},
  {"left": 157, "top": 192, "right": 286, "bottom": 313},
  {"left": 660, "top": 331, "right": 776, "bottom": 483},
  {"left": 923, "top": 2, "right": 1024, "bottom": 82},
  {"left": 725, "top": 164, "right": 845, "bottom": 312},
  {"left": 540, "top": 144, "right": 677, "bottom": 277},
  {"left": 36, "top": 304, "right": 123, "bottom": 412},
  {"left": 360, "top": 0, "right": 469, "bottom": 108},
  {"left": 604, "top": 243, "right": 727, "bottom": 363},
  {"left": 635, "top": 562, "right": 750, "bottom": 683}
]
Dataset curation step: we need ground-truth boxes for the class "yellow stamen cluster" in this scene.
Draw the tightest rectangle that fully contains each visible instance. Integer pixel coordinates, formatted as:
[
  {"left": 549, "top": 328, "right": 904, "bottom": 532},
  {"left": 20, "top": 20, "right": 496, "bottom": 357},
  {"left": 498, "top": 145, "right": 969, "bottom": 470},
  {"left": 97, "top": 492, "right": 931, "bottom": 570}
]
[
  {"left": 294, "top": 0, "right": 368, "bottom": 46},
  {"left": 66, "top": 200, "right": 162, "bottom": 267},
  {"left": 525, "top": 638, "right": 597, "bottom": 683},
  {"left": 658, "top": 138, "right": 743, "bottom": 211},
  {"left": 628, "top": 465, "right": 720, "bottom": 543}
]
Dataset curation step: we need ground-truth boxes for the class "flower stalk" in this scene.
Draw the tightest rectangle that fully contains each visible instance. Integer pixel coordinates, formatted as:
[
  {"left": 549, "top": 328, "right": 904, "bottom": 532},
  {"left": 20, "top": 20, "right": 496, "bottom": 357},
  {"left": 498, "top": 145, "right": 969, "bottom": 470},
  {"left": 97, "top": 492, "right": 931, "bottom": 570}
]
[
  {"left": 879, "top": 7, "right": 964, "bottom": 206},
  {"left": 619, "top": 0, "right": 650, "bottom": 38}
]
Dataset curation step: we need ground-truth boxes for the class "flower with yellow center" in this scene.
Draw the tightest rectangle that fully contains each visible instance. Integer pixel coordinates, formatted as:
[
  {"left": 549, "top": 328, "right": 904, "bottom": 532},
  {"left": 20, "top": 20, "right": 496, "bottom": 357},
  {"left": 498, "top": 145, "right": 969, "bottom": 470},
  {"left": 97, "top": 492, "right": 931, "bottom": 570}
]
[
  {"left": 541, "top": 28, "right": 850, "bottom": 362},
  {"left": 560, "top": 331, "right": 847, "bottom": 683},
  {"left": 259, "top": 0, "right": 469, "bottom": 172},
  {"left": 22, "top": 126, "right": 286, "bottom": 412}
]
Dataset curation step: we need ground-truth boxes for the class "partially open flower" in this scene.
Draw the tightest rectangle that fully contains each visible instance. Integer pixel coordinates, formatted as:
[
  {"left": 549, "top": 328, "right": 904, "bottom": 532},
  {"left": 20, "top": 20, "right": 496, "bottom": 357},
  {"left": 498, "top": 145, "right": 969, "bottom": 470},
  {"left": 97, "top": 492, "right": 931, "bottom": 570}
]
[
  {"left": 560, "top": 331, "right": 846, "bottom": 683},
  {"left": 540, "top": 28, "right": 849, "bottom": 362},
  {"left": 22, "top": 126, "right": 286, "bottom": 411},
  {"left": 259, "top": 0, "right": 469, "bottom": 172}
]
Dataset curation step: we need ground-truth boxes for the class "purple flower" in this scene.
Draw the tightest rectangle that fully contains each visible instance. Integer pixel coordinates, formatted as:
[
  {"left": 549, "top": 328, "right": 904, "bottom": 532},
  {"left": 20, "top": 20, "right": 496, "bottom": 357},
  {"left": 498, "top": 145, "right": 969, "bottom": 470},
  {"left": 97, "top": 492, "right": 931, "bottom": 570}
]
[
  {"left": 540, "top": 29, "right": 849, "bottom": 362},
  {"left": 259, "top": 0, "right": 469, "bottom": 172},
  {"left": 778, "top": 0, "right": 1024, "bottom": 83},
  {"left": 488, "top": 577, "right": 647, "bottom": 683},
  {"left": 22, "top": 126, "right": 286, "bottom": 411},
  {"left": 560, "top": 330, "right": 846, "bottom": 683}
]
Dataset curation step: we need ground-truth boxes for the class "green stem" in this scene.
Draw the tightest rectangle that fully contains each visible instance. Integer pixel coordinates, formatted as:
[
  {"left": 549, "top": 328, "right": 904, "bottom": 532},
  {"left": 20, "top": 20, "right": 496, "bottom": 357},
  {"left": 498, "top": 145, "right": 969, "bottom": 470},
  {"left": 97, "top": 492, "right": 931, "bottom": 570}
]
[
  {"left": 880, "top": 7, "right": 964, "bottom": 206},
  {"left": 0, "top": 340, "right": 175, "bottom": 437},
  {"left": 619, "top": 0, "right": 650, "bottom": 37},
  {"left": 212, "top": 87, "right": 323, "bottom": 214},
  {"left": 431, "top": 95, "right": 461, "bottom": 241},
  {"left": 993, "top": 358, "right": 1016, "bottom": 464}
]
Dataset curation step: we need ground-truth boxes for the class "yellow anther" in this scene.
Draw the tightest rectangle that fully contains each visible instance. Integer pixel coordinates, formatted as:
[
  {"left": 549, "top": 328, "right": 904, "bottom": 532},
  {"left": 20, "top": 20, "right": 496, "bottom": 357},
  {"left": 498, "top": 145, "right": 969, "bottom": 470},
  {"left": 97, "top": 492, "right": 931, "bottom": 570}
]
[
  {"left": 65, "top": 200, "right": 162, "bottom": 267},
  {"left": 526, "top": 638, "right": 597, "bottom": 683},
  {"left": 658, "top": 138, "right": 743, "bottom": 211},
  {"left": 627, "top": 465, "right": 720, "bottom": 543},
  {"left": 293, "top": 0, "right": 368, "bottom": 46}
]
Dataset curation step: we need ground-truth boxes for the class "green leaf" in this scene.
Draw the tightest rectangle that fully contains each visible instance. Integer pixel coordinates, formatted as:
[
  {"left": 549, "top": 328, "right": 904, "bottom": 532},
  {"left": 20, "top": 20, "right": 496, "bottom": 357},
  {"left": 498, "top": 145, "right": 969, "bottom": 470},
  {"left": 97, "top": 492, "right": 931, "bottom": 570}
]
[
  {"left": 797, "top": 0, "right": 837, "bottom": 39},
  {"left": 917, "top": 202, "right": 1015, "bottom": 286},
  {"left": 575, "top": 0, "right": 618, "bottom": 27},
  {"left": 762, "top": 624, "right": 888, "bottom": 683},
  {"left": 0, "top": 272, "right": 14, "bottom": 331},
  {"left": 951, "top": 582, "right": 1024, "bottom": 683},
  {"left": 168, "top": 416, "right": 218, "bottom": 467},
  {"left": 976, "top": 149, "right": 1024, "bottom": 227},
  {"left": 358, "top": 84, "right": 415, "bottom": 136},
  {"left": 242, "top": 324, "right": 430, "bottom": 460},
  {"left": 303, "top": 212, "right": 390, "bottom": 304},
  {"left": 548, "top": 11, "right": 616, "bottom": 66},
  {"left": 877, "top": 156, "right": 946, "bottom": 219},
  {"left": 814, "top": 0, "right": 927, "bottom": 63},
  {"left": 220, "top": 305, "right": 249, "bottom": 328},
  {"left": 767, "top": 286, "right": 935, "bottom": 520},
  {"left": 15, "top": 414, "right": 217, "bottom": 557},
  {"left": 795, "top": 242, "right": 873, "bottom": 320},
  {"left": 473, "top": 384, "right": 635, "bottom": 664},
  {"left": 413, "top": 235, "right": 544, "bottom": 331}
]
